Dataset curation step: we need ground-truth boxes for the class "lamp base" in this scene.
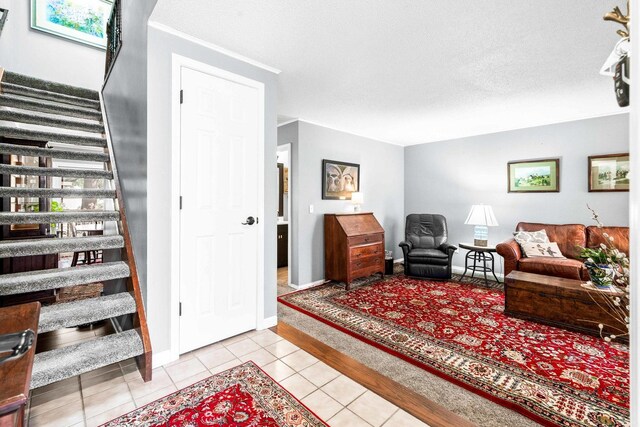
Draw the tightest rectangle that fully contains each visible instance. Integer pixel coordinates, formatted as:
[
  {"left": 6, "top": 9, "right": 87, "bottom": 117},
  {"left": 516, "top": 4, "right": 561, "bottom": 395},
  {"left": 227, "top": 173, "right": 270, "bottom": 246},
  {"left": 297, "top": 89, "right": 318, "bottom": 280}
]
[{"left": 474, "top": 239, "right": 488, "bottom": 247}]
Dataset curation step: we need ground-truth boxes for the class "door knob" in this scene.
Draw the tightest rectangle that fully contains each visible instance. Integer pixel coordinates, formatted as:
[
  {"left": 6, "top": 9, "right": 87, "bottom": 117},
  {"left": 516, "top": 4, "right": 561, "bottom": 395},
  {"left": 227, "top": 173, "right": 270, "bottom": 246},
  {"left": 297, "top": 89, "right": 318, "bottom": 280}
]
[{"left": 242, "top": 216, "right": 256, "bottom": 225}]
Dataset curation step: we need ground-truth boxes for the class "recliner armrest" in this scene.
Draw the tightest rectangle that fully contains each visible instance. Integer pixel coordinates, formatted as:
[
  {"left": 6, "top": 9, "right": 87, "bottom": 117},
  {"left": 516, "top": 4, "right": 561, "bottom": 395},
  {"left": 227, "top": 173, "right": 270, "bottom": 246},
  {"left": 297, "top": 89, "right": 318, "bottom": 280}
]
[
  {"left": 399, "top": 241, "right": 412, "bottom": 256},
  {"left": 439, "top": 243, "right": 457, "bottom": 254},
  {"left": 496, "top": 238, "right": 522, "bottom": 278}
]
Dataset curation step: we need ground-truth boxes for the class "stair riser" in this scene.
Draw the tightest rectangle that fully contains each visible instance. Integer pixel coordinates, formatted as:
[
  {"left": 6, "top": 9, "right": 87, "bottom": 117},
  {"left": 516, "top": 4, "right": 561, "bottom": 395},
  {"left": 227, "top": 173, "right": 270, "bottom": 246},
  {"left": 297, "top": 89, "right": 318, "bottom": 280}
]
[
  {"left": 0, "top": 126, "right": 106, "bottom": 147},
  {"left": 0, "top": 188, "right": 115, "bottom": 198},
  {"left": 0, "top": 143, "right": 108, "bottom": 162},
  {"left": 0, "top": 164, "right": 113, "bottom": 179},
  {"left": 0, "top": 262, "right": 130, "bottom": 296},
  {"left": 0, "top": 94, "right": 103, "bottom": 121},
  {"left": 1, "top": 82, "right": 100, "bottom": 109},
  {"left": 0, "top": 110, "right": 104, "bottom": 133},
  {"left": 0, "top": 211, "right": 119, "bottom": 225},
  {"left": 3, "top": 71, "right": 99, "bottom": 101},
  {"left": 0, "top": 236, "right": 124, "bottom": 258}
]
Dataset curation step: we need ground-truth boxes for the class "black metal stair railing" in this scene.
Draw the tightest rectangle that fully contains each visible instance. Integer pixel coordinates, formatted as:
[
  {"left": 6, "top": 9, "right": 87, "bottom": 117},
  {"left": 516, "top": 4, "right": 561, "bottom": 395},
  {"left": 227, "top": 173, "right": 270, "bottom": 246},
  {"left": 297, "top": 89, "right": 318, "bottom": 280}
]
[
  {"left": 104, "top": 0, "right": 122, "bottom": 81},
  {"left": 0, "top": 9, "right": 8, "bottom": 38}
]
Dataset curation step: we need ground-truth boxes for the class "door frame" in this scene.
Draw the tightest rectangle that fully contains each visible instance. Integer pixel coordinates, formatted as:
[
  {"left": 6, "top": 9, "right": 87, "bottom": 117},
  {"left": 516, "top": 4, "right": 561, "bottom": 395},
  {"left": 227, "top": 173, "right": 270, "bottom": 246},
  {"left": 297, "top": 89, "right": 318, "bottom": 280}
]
[{"left": 170, "top": 54, "right": 265, "bottom": 358}]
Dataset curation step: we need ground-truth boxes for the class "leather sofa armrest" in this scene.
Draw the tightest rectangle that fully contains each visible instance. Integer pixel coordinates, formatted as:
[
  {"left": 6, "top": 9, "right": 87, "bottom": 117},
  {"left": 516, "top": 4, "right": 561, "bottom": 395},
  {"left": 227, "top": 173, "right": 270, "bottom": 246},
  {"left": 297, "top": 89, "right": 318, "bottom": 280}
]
[
  {"left": 439, "top": 243, "right": 457, "bottom": 254},
  {"left": 496, "top": 238, "right": 522, "bottom": 278}
]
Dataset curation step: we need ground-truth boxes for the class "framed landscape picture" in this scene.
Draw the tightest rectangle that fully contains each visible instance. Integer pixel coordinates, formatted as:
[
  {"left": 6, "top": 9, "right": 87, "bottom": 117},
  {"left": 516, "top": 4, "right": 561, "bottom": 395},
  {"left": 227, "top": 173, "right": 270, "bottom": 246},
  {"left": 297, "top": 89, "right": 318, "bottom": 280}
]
[
  {"left": 31, "top": 0, "right": 114, "bottom": 49},
  {"left": 508, "top": 159, "right": 560, "bottom": 193},
  {"left": 588, "top": 153, "right": 629, "bottom": 192},
  {"left": 322, "top": 159, "right": 360, "bottom": 200}
]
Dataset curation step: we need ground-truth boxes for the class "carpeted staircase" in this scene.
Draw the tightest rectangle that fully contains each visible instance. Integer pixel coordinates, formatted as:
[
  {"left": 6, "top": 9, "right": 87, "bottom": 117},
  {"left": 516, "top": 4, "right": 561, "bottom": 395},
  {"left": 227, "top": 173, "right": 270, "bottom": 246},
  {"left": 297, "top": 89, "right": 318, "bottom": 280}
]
[{"left": 0, "top": 69, "right": 151, "bottom": 388}]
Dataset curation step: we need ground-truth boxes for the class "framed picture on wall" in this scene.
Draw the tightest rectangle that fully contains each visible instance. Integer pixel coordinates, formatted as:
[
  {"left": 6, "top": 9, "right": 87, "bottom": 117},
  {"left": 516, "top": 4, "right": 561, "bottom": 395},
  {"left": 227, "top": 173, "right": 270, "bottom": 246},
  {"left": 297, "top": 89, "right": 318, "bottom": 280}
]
[
  {"left": 322, "top": 159, "right": 360, "bottom": 200},
  {"left": 508, "top": 158, "right": 560, "bottom": 193},
  {"left": 588, "top": 153, "right": 629, "bottom": 192},
  {"left": 31, "top": 0, "right": 114, "bottom": 49}
]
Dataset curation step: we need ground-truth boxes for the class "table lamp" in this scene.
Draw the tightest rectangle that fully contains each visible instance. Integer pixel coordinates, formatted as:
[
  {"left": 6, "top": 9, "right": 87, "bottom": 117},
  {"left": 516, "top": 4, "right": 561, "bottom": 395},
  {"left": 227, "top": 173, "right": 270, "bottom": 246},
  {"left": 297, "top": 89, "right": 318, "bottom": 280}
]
[
  {"left": 464, "top": 204, "right": 498, "bottom": 247},
  {"left": 351, "top": 192, "right": 364, "bottom": 212}
]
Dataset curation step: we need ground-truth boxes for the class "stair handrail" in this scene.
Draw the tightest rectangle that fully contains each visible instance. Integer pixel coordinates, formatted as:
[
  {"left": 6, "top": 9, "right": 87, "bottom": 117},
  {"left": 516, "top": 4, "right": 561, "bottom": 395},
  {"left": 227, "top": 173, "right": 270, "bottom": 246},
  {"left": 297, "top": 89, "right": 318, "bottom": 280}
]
[
  {"left": 98, "top": 93, "right": 152, "bottom": 382},
  {"left": 0, "top": 9, "right": 8, "bottom": 39},
  {"left": 104, "top": 0, "right": 121, "bottom": 83}
]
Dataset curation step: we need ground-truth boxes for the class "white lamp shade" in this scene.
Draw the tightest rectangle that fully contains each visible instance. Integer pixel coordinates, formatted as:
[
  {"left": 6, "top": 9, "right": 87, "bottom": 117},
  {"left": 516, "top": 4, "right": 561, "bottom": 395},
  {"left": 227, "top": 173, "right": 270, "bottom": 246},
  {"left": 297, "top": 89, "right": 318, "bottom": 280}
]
[
  {"left": 351, "top": 192, "right": 364, "bottom": 204},
  {"left": 464, "top": 205, "right": 498, "bottom": 226}
]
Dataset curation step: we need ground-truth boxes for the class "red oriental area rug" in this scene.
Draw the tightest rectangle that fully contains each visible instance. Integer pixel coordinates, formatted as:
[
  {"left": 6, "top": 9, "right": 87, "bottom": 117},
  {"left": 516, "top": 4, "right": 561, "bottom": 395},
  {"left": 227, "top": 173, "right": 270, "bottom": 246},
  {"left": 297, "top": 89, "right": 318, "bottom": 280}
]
[
  {"left": 278, "top": 276, "right": 629, "bottom": 427},
  {"left": 101, "top": 361, "right": 327, "bottom": 427}
]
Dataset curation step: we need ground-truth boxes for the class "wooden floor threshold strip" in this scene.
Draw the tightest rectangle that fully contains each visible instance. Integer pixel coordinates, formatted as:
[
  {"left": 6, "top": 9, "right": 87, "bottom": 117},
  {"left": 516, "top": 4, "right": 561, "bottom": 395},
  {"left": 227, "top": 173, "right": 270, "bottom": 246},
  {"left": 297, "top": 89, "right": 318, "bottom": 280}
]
[{"left": 273, "top": 321, "right": 476, "bottom": 427}]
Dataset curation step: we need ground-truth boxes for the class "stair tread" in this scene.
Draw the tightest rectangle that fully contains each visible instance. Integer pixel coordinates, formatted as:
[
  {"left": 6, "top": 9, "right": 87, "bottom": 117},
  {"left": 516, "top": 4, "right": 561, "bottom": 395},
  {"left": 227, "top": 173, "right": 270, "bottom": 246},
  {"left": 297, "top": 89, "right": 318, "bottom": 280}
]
[
  {"left": 3, "top": 71, "right": 99, "bottom": 101},
  {"left": 0, "top": 187, "right": 115, "bottom": 198},
  {"left": 31, "top": 330, "right": 143, "bottom": 389},
  {"left": 0, "top": 109, "right": 104, "bottom": 133},
  {"left": 0, "top": 142, "right": 109, "bottom": 162},
  {"left": 0, "top": 125, "right": 106, "bottom": 147},
  {"left": 0, "top": 211, "right": 119, "bottom": 225},
  {"left": 1, "top": 82, "right": 100, "bottom": 110},
  {"left": 0, "top": 93, "right": 103, "bottom": 120},
  {"left": 0, "top": 261, "right": 130, "bottom": 295},
  {"left": 0, "top": 164, "right": 113, "bottom": 179},
  {"left": 39, "top": 293, "right": 137, "bottom": 333},
  {"left": 0, "top": 235, "right": 124, "bottom": 258}
]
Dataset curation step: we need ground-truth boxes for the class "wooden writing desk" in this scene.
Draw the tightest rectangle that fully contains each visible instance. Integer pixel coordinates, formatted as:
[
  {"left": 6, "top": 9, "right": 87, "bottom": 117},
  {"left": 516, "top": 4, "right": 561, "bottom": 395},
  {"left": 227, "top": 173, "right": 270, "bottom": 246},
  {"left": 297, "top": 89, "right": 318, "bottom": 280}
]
[{"left": 0, "top": 303, "right": 40, "bottom": 427}]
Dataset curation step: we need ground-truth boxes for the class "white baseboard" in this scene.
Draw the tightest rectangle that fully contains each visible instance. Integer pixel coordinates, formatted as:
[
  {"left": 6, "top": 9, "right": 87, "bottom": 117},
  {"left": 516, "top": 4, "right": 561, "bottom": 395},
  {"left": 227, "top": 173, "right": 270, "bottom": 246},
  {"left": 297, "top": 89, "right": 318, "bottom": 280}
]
[
  {"left": 153, "top": 349, "right": 179, "bottom": 368},
  {"left": 257, "top": 316, "right": 278, "bottom": 330},
  {"left": 290, "top": 279, "right": 328, "bottom": 290},
  {"left": 394, "top": 258, "right": 404, "bottom": 263}
]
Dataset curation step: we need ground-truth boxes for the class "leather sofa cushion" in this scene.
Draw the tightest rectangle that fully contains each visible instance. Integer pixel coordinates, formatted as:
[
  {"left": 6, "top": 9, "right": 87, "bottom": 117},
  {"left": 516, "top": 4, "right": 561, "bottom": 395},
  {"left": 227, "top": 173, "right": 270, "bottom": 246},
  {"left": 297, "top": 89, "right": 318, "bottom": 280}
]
[
  {"left": 407, "top": 248, "right": 449, "bottom": 265},
  {"left": 587, "top": 226, "right": 629, "bottom": 256},
  {"left": 518, "top": 257, "right": 585, "bottom": 280},
  {"left": 516, "top": 222, "right": 586, "bottom": 260}
]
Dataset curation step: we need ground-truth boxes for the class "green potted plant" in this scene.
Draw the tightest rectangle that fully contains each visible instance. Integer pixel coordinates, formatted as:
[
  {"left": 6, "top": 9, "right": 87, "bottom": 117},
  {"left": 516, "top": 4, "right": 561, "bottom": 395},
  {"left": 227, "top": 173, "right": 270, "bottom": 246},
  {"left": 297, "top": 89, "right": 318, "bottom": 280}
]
[{"left": 579, "top": 247, "right": 615, "bottom": 289}]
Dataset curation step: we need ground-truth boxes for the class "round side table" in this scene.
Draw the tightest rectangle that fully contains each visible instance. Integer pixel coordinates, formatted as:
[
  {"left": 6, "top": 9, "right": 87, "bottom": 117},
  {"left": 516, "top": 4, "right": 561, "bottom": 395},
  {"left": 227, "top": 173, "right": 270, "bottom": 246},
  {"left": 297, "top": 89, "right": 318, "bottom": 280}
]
[{"left": 458, "top": 243, "right": 500, "bottom": 286}]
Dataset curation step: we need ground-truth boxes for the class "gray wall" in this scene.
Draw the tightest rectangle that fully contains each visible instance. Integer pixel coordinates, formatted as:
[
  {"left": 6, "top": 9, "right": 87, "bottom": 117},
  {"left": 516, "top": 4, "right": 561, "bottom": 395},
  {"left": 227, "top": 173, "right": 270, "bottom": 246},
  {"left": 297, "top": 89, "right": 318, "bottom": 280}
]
[
  {"left": 102, "top": 0, "right": 158, "bottom": 300},
  {"left": 0, "top": 0, "right": 104, "bottom": 89},
  {"left": 405, "top": 114, "right": 630, "bottom": 274},
  {"left": 146, "top": 25, "right": 279, "bottom": 355},
  {"left": 279, "top": 121, "right": 405, "bottom": 285}
]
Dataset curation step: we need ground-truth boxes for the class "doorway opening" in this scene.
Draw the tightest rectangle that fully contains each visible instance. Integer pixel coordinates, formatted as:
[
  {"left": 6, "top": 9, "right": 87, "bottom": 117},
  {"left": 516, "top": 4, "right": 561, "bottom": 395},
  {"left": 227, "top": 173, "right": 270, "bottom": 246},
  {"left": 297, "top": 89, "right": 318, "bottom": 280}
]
[{"left": 277, "top": 144, "right": 291, "bottom": 289}]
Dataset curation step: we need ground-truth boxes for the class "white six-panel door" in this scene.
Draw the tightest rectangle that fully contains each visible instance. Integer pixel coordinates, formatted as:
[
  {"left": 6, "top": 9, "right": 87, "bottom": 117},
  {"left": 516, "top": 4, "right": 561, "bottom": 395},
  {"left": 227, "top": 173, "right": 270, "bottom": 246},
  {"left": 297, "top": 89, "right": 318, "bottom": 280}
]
[{"left": 179, "top": 66, "right": 261, "bottom": 354}]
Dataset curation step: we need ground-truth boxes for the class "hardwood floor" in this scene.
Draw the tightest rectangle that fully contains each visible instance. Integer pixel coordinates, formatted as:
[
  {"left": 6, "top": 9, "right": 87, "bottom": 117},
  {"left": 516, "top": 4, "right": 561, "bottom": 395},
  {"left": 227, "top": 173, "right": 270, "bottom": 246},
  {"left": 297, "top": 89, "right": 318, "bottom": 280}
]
[
  {"left": 273, "top": 322, "right": 476, "bottom": 427},
  {"left": 277, "top": 266, "right": 288, "bottom": 286}
]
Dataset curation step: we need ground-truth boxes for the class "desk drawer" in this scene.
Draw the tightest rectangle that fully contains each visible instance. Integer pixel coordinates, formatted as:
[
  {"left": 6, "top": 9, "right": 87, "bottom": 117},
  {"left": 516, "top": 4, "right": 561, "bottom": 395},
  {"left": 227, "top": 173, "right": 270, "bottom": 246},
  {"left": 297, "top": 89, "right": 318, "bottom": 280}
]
[
  {"left": 350, "top": 255, "right": 382, "bottom": 271},
  {"left": 348, "top": 233, "right": 383, "bottom": 246},
  {"left": 350, "top": 243, "right": 383, "bottom": 260}
]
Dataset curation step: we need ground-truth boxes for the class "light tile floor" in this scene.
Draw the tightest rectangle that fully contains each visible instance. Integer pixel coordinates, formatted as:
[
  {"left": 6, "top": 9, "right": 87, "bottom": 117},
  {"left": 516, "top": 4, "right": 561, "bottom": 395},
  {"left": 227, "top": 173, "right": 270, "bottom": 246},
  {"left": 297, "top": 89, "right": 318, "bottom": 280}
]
[{"left": 27, "top": 328, "right": 429, "bottom": 427}]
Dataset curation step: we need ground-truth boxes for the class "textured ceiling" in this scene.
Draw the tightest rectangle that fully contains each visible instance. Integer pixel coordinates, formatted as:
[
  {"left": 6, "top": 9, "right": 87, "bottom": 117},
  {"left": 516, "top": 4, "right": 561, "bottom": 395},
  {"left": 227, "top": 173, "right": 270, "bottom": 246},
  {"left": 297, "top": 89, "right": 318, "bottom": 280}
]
[{"left": 151, "top": 1, "right": 627, "bottom": 145}]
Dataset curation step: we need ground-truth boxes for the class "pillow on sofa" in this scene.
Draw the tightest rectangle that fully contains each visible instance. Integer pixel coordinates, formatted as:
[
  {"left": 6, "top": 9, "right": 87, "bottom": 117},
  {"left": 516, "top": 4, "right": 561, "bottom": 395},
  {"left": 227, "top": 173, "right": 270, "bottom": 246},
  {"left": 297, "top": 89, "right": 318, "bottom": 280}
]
[
  {"left": 520, "top": 242, "right": 566, "bottom": 258},
  {"left": 513, "top": 230, "right": 550, "bottom": 245}
]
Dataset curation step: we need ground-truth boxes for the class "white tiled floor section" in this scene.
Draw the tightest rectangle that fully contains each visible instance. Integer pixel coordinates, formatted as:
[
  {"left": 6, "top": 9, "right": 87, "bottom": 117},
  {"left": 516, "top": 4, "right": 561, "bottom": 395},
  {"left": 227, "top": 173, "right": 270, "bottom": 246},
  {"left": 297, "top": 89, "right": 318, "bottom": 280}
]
[{"left": 27, "top": 329, "right": 429, "bottom": 427}]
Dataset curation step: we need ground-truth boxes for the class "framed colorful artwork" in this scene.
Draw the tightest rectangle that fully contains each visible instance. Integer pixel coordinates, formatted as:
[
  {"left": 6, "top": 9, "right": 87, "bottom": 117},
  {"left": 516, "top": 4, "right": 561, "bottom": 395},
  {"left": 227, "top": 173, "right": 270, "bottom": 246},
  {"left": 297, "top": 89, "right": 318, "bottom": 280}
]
[
  {"left": 588, "top": 153, "right": 629, "bottom": 192},
  {"left": 322, "top": 159, "right": 360, "bottom": 200},
  {"left": 508, "top": 159, "right": 560, "bottom": 193},
  {"left": 31, "top": 0, "right": 114, "bottom": 49}
]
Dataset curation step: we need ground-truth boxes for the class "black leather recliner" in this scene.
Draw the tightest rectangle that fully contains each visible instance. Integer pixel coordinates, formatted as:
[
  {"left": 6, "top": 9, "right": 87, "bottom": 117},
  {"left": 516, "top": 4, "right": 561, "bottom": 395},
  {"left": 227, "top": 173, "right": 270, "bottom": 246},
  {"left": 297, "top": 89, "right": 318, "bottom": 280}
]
[{"left": 399, "top": 214, "right": 457, "bottom": 280}]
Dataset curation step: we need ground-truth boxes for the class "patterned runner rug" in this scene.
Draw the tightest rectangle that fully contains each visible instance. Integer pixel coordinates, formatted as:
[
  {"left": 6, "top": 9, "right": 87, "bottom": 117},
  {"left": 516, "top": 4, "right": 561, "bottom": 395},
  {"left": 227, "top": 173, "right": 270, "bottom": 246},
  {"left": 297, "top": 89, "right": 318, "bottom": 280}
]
[
  {"left": 101, "top": 361, "right": 328, "bottom": 427},
  {"left": 278, "top": 275, "right": 629, "bottom": 427}
]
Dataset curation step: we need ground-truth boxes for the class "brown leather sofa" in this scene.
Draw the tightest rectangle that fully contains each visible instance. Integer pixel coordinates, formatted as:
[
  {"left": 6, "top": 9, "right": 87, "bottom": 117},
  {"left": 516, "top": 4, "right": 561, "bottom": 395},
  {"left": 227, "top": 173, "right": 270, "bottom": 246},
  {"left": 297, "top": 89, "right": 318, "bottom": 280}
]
[{"left": 496, "top": 222, "right": 629, "bottom": 280}]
